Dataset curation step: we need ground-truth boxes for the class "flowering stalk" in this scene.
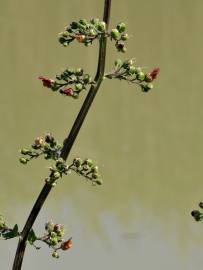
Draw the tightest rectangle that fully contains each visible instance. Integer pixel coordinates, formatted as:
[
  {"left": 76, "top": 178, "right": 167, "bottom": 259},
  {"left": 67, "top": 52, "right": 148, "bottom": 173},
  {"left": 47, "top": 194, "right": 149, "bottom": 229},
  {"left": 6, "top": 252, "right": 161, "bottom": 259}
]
[{"left": 12, "top": 1, "right": 112, "bottom": 269}]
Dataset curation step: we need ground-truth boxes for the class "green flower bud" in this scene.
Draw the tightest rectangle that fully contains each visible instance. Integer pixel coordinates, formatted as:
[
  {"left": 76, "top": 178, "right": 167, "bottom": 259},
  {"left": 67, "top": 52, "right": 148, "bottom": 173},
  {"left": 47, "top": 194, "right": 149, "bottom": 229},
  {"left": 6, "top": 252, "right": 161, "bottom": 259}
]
[
  {"left": 135, "top": 67, "right": 142, "bottom": 74},
  {"left": 50, "top": 237, "right": 58, "bottom": 246},
  {"left": 75, "top": 68, "right": 83, "bottom": 76},
  {"left": 137, "top": 71, "right": 145, "bottom": 81},
  {"left": 110, "top": 29, "right": 120, "bottom": 40},
  {"left": 97, "top": 21, "right": 106, "bottom": 32},
  {"left": 83, "top": 74, "right": 92, "bottom": 84},
  {"left": 121, "top": 46, "right": 127, "bottom": 53},
  {"left": 73, "top": 157, "right": 83, "bottom": 167},
  {"left": 121, "top": 33, "right": 129, "bottom": 41},
  {"left": 84, "top": 159, "right": 94, "bottom": 168},
  {"left": 67, "top": 68, "right": 75, "bottom": 75},
  {"left": 199, "top": 202, "right": 203, "bottom": 209},
  {"left": 20, "top": 149, "right": 30, "bottom": 155},
  {"left": 90, "top": 18, "right": 100, "bottom": 25},
  {"left": 72, "top": 93, "right": 79, "bottom": 99},
  {"left": 62, "top": 31, "right": 69, "bottom": 37},
  {"left": 141, "top": 83, "right": 153, "bottom": 92},
  {"left": 70, "top": 21, "right": 79, "bottom": 29},
  {"left": 75, "top": 83, "right": 83, "bottom": 91},
  {"left": 53, "top": 171, "right": 61, "bottom": 179},
  {"left": 50, "top": 231, "right": 57, "bottom": 237},
  {"left": 92, "top": 173, "right": 99, "bottom": 179},
  {"left": 45, "top": 221, "right": 54, "bottom": 232},
  {"left": 91, "top": 166, "right": 99, "bottom": 173},
  {"left": 19, "top": 157, "right": 28, "bottom": 164},
  {"left": 116, "top": 22, "right": 126, "bottom": 33},
  {"left": 95, "top": 179, "right": 103, "bottom": 185},
  {"left": 114, "top": 59, "right": 123, "bottom": 68},
  {"left": 128, "top": 66, "right": 136, "bottom": 75},
  {"left": 52, "top": 251, "right": 59, "bottom": 258},
  {"left": 79, "top": 19, "right": 88, "bottom": 26},
  {"left": 89, "top": 29, "right": 96, "bottom": 36}
]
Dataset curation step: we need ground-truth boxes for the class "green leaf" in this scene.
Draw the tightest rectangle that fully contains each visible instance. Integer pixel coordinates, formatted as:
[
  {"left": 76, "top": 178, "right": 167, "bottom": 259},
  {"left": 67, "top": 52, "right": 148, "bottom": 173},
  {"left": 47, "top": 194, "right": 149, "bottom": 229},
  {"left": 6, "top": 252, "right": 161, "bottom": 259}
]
[
  {"left": 28, "top": 229, "right": 37, "bottom": 245},
  {"left": 2, "top": 224, "right": 19, "bottom": 239}
]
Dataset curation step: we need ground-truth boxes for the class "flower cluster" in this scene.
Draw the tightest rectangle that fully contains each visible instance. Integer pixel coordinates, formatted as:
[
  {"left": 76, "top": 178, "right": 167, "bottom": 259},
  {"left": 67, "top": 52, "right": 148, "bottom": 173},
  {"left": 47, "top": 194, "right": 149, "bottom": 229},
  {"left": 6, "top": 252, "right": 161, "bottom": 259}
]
[
  {"left": 39, "top": 67, "right": 94, "bottom": 99},
  {"left": 105, "top": 59, "right": 160, "bottom": 92},
  {"left": 0, "top": 215, "right": 19, "bottom": 240},
  {"left": 19, "top": 133, "right": 62, "bottom": 164},
  {"left": 110, "top": 22, "right": 128, "bottom": 53},
  {"left": 69, "top": 158, "right": 103, "bottom": 186},
  {"left": 46, "top": 158, "right": 69, "bottom": 187},
  {"left": 58, "top": 19, "right": 129, "bottom": 52},
  {"left": 27, "top": 221, "right": 72, "bottom": 259},
  {"left": 59, "top": 18, "right": 106, "bottom": 47},
  {"left": 191, "top": 202, "right": 203, "bottom": 222}
]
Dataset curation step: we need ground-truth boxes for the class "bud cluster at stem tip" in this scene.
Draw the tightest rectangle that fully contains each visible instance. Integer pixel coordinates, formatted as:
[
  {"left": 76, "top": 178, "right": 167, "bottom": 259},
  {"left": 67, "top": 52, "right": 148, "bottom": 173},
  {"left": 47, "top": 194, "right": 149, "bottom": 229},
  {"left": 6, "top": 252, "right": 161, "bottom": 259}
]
[{"left": 191, "top": 202, "right": 203, "bottom": 222}]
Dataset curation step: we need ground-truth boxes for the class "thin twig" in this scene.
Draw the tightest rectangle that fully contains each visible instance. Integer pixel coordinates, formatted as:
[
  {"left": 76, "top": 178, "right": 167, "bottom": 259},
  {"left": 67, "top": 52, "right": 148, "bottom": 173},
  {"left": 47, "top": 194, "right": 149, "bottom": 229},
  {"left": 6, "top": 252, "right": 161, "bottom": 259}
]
[{"left": 12, "top": 1, "right": 111, "bottom": 269}]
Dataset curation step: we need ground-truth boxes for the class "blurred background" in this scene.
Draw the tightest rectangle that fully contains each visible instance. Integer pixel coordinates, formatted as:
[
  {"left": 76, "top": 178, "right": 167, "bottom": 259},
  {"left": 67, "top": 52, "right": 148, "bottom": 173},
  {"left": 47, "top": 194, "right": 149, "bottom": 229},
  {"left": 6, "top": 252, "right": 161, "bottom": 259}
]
[{"left": 1, "top": 0, "right": 203, "bottom": 269}]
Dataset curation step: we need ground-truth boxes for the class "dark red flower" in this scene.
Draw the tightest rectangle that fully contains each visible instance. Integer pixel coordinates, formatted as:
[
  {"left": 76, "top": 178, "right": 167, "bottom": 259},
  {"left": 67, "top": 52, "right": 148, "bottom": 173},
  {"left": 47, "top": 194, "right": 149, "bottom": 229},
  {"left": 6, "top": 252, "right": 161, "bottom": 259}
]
[
  {"left": 148, "top": 67, "right": 160, "bottom": 80},
  {"left": 38, "top": 76, "right": 54, "bottom": 88},
  {"left": 61, "top": 237, "right": 73, "bottom": 250},
  {"left": 60, "top": 87, "right": 73, "bottom": 96}
]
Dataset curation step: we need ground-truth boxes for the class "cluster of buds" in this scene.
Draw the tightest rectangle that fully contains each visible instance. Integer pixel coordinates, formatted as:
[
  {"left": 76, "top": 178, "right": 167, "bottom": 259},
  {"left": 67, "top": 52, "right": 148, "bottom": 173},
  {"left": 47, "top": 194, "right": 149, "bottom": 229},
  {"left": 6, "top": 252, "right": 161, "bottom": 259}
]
[
  {"left": 191, "top": 202, "right": 203, "bottom": 222},
  {"left": 58, "top": 19, "right": 129, "bottom": 52},
  {"left": 27, "top": 221, "right": 72, "bottom": 259},
  {"left": 109, "top": 22, "right": 128, "bottom": 53},
  {"left": 58, "top": 18, "right": 106, "bottom": 47},
  {"left": 105, "top": 59, "right": 160, "bottom": 92},
  {"left": 0, "top": 215, "right": 19, "bottom": 240},
  {"left": 39, "top": 67, "right": 94, "bottom": 99},
  {"left": 69, "top": 158, "right": 103, "bottom": 186},
  {"left": 46, "top": 158, "right": 69, "bottom": 187},
  {"left": 19, "top": 133, "right": 62, "bottom": 164}
]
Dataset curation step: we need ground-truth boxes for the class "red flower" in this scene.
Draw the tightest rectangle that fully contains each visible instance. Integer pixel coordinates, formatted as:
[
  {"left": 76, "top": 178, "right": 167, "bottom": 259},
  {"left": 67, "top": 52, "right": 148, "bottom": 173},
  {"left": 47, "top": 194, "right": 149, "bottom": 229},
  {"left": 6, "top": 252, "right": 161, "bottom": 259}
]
[
  {"left": 38, "top": 76, "right": 54, "bottom": 88},
  {"left": 61, "top": 237, "right": 73, "bottom": 250},
  {"left": 60, "top": 87, "right": 73, "bottom": 96},
  {"left": 148, "top": 67, "right": 160, "bottom": 80}
]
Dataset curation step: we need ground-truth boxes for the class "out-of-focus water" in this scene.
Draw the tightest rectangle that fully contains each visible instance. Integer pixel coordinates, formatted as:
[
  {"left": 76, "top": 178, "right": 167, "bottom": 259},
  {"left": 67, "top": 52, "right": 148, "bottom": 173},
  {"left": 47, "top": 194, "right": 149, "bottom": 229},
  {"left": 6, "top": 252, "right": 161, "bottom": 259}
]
[{"left": 1, "top": 0, "right": 203, "bottom": 269}]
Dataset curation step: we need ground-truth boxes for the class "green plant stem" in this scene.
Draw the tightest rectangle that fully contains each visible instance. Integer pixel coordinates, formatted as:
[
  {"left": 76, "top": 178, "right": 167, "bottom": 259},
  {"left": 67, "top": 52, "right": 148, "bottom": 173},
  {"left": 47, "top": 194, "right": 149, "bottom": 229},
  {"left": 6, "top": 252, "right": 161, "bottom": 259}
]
[{"left": 12, "top": 1, "right": 111, "bottom": 269}]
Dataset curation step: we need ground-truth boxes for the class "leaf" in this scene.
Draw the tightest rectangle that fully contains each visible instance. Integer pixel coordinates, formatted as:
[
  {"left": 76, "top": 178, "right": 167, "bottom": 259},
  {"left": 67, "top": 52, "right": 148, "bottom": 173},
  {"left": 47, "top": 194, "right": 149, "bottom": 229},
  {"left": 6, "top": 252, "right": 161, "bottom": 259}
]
[
  {"left": 2, "top": 224, "right": 19, "bottom": 239},
  {"left": 28, "top": 229, "right": 37, "bottom": 245}
]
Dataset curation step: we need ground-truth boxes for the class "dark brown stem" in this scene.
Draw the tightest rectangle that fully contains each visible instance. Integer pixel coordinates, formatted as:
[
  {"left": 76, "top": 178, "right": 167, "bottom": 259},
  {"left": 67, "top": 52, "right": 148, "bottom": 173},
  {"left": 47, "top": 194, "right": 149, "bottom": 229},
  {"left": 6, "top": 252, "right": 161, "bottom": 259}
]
[{"left": 12, "top": 1, "right": 111, "bottom": 269}]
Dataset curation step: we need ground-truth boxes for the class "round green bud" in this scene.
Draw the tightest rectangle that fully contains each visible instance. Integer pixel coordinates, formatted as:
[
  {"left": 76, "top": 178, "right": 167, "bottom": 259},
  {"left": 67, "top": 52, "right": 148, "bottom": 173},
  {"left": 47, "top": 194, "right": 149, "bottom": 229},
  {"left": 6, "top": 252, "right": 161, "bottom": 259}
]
[
  {"left": 52, "top": 251, "right": 59, "bottom": 258},
  {"left": 137, "top": 71, "right": 145, "bottom": 81},
  {"left": 96, "top": 179, "right": 103, "bottom": 185},
  {"left": 110, "top": 29, "right": 120, "bottom": 40},
  {"left": 75, "top": 68, "right": 83, "bottom": 76},
  {"left": 50, "top": 231, "right": 57, "bottom": 238},
  {"left": 128, "top": 66, "right": 136, "bottom": 75},
  {"left": 85, "top": 159, "right": 94, "bottom": 168},
  {"left": 70, "top": 21, "right": 79, "bottom": 29},
  {"left": 67, "top": 68, "right": 75, "bottom": 75},
  {"left": 147, "top": 83, "right": 153, "bottom": 90},
  {"left": 75, "top": 83, "right": 83, "bottom": 91},
  {"left": 90, "top": 18, "right": 100, "bottom": 25},
  {"left": 92, "top": 173, "right": 99, "bottom": 179},
  {"left": 50, "top": 237, "right": 58, "bottom": 246},
  {"left": 79, "top": 19, "right": 88, "bottom": 26},
  {"left": 91, "top": 166, "right": 99, "bottom": 174},
  {"left": 121, "top": 47, "right": 127, "bottom": 53},
  {"left": 45, "top": 221, "right": 54, "bottom": 232},
  {"left": 62, "top": 31, "right": 69, "bottom": 37},
  {"left": 121, "top": 33, "right": 129, "bottom": 41},
  {"left": 83, "top": 74, "right": 92, "bottom": 84},
  {"left": 20, "top": 149, "right": 30, "bottom": 155},
  {"left": 73, "top": 157, "right": 83, "bottom": 167},
  {"left": 72, "top": 93, "right": 79, "bottom": 99},
  {"left": 97, "top": 21, "right": 106, "bottom": 32},
  {"left": 53, "top": 171, "right": 60, "bottom": 179},
  {"left": 19, "top": 157, "right": 28, "bottom": 164},
  {"left": 114, "top": 59, "right": 123, "bottom": 68},
  {"left": 116, "top": 22, "right": 126, "bottom": 33},
  {"left": 89, "top": 29, "right": 96, "bottom": 36}
]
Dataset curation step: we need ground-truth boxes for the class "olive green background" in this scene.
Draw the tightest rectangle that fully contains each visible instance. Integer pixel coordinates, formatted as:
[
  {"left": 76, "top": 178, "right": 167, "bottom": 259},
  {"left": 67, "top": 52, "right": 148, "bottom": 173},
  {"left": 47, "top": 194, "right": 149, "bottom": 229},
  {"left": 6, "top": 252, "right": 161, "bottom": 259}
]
[{"left": 1, "top": 0, "right": 203, "bottom": 269}]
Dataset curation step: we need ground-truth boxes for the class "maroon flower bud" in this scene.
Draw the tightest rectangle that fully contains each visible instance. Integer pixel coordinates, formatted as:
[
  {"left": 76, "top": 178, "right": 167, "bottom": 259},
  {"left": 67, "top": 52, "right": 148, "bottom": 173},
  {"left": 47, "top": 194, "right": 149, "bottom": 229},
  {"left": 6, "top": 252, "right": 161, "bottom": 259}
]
[
  {"left": 148, "top": 67, "right": 160, "bottom": 80},
  {"left": 60, "top": 88, "right": 73, "bottom": 96},
  {"left": 38, "top": 76, "right": 54, "bottom": 88}
]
